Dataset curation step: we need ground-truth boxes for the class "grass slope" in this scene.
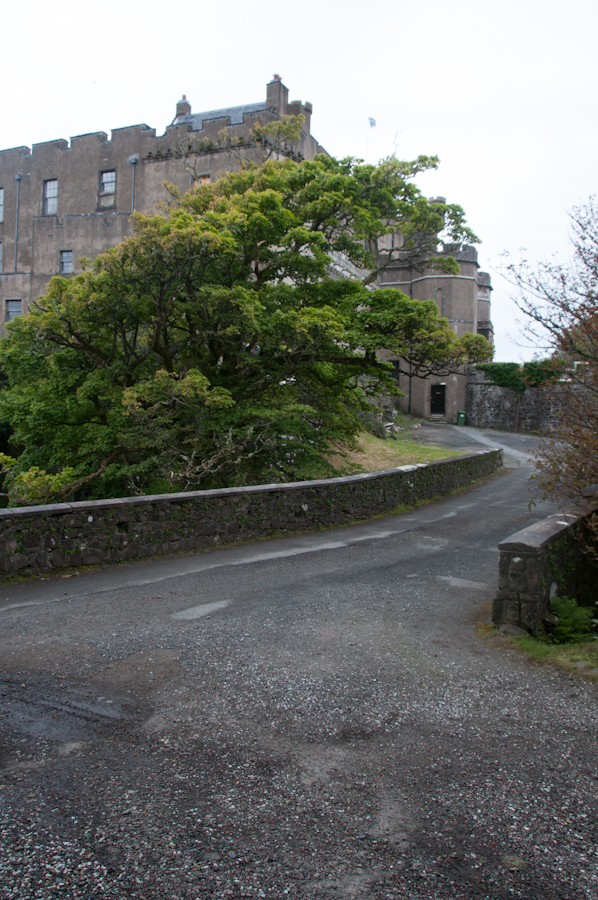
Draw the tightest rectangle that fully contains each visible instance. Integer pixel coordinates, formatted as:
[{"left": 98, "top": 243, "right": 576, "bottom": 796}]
[{"left": 336, "top": 430, "right": 464, "bottom": 475}]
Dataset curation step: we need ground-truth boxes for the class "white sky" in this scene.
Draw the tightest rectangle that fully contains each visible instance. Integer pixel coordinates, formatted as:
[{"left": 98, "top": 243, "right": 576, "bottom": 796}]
[{"left": 3, "top": 0, "right": 596, "bottom": 361}]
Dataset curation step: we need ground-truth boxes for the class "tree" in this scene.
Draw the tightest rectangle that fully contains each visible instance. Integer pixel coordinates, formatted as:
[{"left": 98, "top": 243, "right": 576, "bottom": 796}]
[
  {"left": 166, "top": 114, "right": 309, "bottom": 183},
  {"left": 0, "top": 155, "right": 491, "bottom": 504},
  {"left": 394, "top": 324, "right": 491, "bottom": 414},
  {"left": 504, "top": 198, "right": 598, "bottom": 556}
]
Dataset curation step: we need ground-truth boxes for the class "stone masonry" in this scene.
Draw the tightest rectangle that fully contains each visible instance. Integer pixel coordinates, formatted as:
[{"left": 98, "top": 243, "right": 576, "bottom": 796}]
[
  {"left": 0, "top": 450, "right": 501, "bottom": 577},
  {"left": 494, "top": 506, "right": 597, "bottom": 633},
  {"left": 0, "top": 77, "right": 323, "bottom": 324},
  {"left": 466, "top": 373, "right": 568, "bottom": 433}
]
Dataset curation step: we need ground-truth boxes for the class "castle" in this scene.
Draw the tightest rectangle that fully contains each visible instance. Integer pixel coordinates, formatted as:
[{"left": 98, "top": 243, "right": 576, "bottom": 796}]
[{"left": 0, "top": 76, "right": 492, "bottom": 422}]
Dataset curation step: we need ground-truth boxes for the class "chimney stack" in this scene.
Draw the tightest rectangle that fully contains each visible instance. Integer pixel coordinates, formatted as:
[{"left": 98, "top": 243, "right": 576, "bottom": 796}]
[
  {"left": 266, "top": 76, "right": 288, "bottom": 115},
  {"left": 176, "top": 95, "right": 191, "bottom": 119}
]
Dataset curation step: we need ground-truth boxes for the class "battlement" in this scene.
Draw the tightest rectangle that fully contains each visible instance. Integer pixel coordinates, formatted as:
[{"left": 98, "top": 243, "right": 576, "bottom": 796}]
[
  {"left": 70, "top": 132, "right": 109, "bottom": 146},
  {"left": 0, "top": 145, "right": 31, "bottom": 159},
  {"left": 454, "top": 244, "right": 479, "bottom": 264},
  {"left": 0, "top": 77, "right": 323, "bottom": 328},
  {"left": 0, "top": 78, "right": 313, "bottom": 168},
  {"left": 7, "top": 125, "right": 161, "bottom": 163},
  {"left": 173, "top": 77, "right": 312, "bottom": 136}
]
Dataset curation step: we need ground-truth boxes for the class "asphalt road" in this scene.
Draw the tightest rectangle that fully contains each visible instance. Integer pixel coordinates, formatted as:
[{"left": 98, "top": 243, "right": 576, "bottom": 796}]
[{"left": 1, "top": 427, "right": 596, "bottom": 900}]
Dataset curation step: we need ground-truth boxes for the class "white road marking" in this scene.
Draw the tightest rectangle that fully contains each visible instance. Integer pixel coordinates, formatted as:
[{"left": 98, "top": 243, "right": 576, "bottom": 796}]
[
  {"left": 436, "top": 576, "right": 490, "bottom": 590},
  {"left": 171, "top": 600, "right": 230, "bottom": 620}
]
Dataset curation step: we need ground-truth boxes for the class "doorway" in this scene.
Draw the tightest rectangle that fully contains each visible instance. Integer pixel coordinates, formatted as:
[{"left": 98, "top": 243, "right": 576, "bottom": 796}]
[{"left": 430, "top": 384, "right": 446, "bottom": 415}]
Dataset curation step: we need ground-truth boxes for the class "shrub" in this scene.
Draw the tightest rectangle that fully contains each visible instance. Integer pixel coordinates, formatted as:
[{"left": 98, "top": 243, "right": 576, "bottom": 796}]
[
  {"left": 549, "top": 595, "right": 595, "bottom": 643},
  {"left": 356, "top": 410, "right": 388, "bottom": 440}
]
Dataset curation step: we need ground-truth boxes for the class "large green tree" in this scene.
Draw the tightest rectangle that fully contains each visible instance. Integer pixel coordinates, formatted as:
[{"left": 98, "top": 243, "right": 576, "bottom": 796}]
[{"left": 0, "top": 155, "right": 491, "bottom": 504}]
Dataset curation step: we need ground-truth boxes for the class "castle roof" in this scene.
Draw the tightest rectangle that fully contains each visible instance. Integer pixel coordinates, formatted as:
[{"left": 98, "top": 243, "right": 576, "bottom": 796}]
[{"left": 174, "top": 102, "right": 268, "bottom": 131}]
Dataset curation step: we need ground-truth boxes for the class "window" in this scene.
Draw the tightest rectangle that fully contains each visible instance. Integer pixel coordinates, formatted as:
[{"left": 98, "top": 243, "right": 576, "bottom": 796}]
[
  {"left": 5, "top": 300, "right": 22, "bottom": 322},
  {"left": 100, "top": 170, "right": 116, "bottom": 194},
  {"left": 43, "top": 179, "right": 58, "bottom": 215},
  {"left": 0, "top": 187, "right": 4, "bottom": 223},
  {"left": 98, "top": 170, "right": 116, "bottom": 208},
  {"left": 0, "top": 242, "right": 2, "bottom": 273},
  {"left": 60, "top": 250, "right": 73, "bottom": 274}
]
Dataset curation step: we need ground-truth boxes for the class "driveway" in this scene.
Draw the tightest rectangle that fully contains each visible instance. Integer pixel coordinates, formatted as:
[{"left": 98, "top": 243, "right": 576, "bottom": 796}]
[{"left": 1, "top": 428, "right": 596, "bottom": 899}]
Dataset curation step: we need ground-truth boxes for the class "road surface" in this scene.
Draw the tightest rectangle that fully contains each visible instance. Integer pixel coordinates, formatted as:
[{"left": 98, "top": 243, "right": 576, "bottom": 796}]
[{"left": 0, "top": 427, "right": 596, "bottom": 900}]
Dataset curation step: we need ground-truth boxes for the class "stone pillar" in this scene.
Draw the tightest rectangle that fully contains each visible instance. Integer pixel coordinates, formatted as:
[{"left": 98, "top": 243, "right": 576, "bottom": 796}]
[{"left": 494, "top": 509, "right": 593, "bottom": 634}]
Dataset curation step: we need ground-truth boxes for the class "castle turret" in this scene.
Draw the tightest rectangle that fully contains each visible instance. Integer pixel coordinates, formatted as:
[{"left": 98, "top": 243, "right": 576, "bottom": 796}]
[{"left": 476, "top": 271, "right": 494, "bottom": 342}]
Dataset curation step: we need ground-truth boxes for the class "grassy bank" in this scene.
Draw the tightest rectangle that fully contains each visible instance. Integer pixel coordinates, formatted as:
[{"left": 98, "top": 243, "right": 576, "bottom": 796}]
[
  {"left": 479, "top": 623, "right": 598, "bottom": 679},
  {"left": 510, "top": 634, "right": 598, "bottom": 677},
  {"left": 338, "top": 429, "right": 464, "bottom": 474}
]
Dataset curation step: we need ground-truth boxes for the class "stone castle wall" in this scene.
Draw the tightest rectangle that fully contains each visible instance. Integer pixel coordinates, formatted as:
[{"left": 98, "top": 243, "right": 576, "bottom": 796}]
[{"left": 0, "top": 78, "right": 322, "bottom": 325}]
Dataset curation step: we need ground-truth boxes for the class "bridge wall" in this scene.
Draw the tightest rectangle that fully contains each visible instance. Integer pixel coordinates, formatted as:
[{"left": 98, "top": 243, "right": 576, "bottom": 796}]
[
  {"left": 494, "top": 506, "right": 597, "bottom": 634},
  {"left": 0, "top": 449, "right": 502, "bottom": 577}
]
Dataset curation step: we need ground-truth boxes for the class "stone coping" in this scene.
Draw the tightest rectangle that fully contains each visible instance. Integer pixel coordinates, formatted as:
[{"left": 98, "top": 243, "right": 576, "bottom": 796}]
[
  {"left": 494, "top": 502, "right": 597, "bottom": 633},
  {"left": 498, "top": 510, "right": 589, "bottom": 553},
  {"left": 0, "top": 449, "right": 499, "bottom": 519}
]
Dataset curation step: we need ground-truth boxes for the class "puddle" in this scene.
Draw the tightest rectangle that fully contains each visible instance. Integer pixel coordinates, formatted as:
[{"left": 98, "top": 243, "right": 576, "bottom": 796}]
[{"left": 0, "top": 677, "right": 124, "bottom": 743}]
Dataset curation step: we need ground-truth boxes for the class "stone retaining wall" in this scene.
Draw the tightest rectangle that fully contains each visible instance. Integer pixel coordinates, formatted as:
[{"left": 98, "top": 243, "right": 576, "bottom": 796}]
[
  {"left": 0, "top": 450, "right": 502, "bottom": 577},
  {"left": 465, "top": 382, "right": 567, "bottom": 433},
  {"left": 493, "top": 507, "right": 597, "bottom": 634}
]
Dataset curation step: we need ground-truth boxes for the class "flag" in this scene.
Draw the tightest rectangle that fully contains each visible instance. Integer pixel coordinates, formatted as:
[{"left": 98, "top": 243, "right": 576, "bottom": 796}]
[{"left": 369, "top": 117, "right": 376, "bottom": 127}]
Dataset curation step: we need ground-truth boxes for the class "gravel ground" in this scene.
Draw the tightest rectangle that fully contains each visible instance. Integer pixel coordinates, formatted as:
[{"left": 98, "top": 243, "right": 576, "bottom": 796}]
[{"left": 0, "top": 429, "right": 596, "bottom": 899}]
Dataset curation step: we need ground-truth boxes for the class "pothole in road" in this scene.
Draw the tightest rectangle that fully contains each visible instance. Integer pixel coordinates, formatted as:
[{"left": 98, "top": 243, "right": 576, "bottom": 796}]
[{"left": 0, "top": 675, "right": 130, "bottom": 746}]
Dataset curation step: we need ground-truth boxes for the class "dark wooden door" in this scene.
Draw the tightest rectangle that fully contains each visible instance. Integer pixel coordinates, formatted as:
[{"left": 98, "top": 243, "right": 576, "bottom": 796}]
[{"left": 430, "top": 384, "right": 446, "bottom": 415}]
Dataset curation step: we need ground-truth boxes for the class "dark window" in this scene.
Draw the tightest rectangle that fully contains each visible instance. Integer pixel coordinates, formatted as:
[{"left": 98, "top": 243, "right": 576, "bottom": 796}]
[
  {"left": 0, "top": 187, "right": 4, "bottom": 223},
  {"left": 43, "top": 179, "right": 58, "bottom": 215},
  {"left": 5, "top": 300, "right": 22, "bottom": 322},
  {"left": 60, "top": 250, "right": 73, "bottom": 274},
  {"left": 100, "top": 170, "right": 116, "bottom": 194}
]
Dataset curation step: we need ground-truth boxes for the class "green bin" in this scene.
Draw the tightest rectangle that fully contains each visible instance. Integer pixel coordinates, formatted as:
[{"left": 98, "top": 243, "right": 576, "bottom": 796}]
[{"left": 456, "top": 411, "right": 466, "bottom": 426}]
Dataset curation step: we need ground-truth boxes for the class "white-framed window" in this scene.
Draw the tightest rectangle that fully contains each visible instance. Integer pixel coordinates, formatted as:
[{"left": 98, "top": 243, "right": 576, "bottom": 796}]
[
  {"left": 98, "top": 170, "right": 116, "bottom": 208},
  {"left": 0, "top": 187, "right": 4, "bottom": 223},
  {"left": 60, "top": 250, "right": 73, "bottom": 274},
  {"left": 43, "top": 179, "right": 58, "bottom": 215},
  {"left": 100, "top": 170, "right": 116, "bottom": 194},
  {"left": 5, "top": 299, "right": 22, "bottom": 322}
]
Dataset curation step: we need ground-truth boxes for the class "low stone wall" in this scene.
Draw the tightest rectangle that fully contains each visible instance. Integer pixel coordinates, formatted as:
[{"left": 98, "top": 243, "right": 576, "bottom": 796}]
[
  {"left": 493, "top": 507, "right": 597, "bottom": 634},
  {"left": 465, "top": 381, "right": 567, "bottom": 433},
  {"left": 0, "top": 450, "right": 502, "bottom": 577}
]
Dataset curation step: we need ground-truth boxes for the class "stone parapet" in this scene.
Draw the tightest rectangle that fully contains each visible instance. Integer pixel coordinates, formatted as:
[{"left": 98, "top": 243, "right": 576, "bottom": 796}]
[
  {"left": 494, "top": 507, "right": 597, "bottom": 633},
  {"left": 0, "top": 450, "right": 502, "bottom": 578}
]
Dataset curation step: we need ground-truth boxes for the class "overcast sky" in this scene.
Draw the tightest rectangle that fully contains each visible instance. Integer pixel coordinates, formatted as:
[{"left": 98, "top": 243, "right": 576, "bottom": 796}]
[{"left": 3, "top": 0, "right": 595, "bottom": 361}]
